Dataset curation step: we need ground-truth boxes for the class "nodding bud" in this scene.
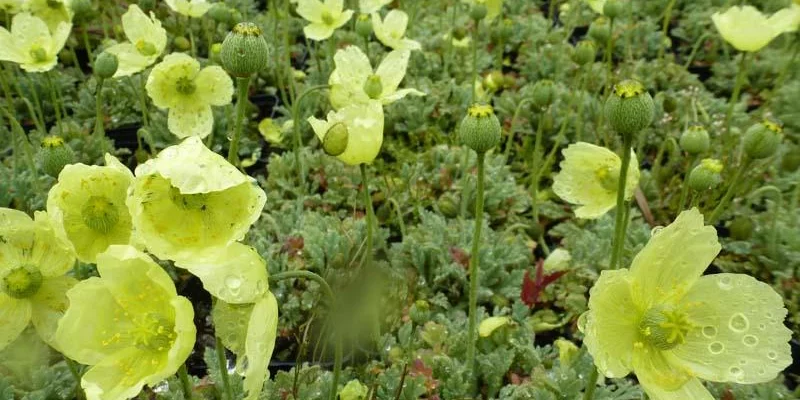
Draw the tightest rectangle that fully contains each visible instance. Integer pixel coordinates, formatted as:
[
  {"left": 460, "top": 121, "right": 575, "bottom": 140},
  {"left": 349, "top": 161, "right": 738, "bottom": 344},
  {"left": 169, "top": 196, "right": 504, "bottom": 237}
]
[
  {"left": 453, "top": 26, "right": 467, "bottom": 40},
  {"left": 604, "top": 79, "right": 655, "bottom": 138},
  {"left": 208, "top": 4, "right": 234, "bottom": 25},
  {"left": 459, "top": 104, "right": 501, "bottom": 154},
  {"left": 679, "top": 124, "right": 710, "bottom": 155},
  {"left": 531, "top": 79, "right": 556, "bottom": 109},
  {"left": 743, "top": 120, "right": 782, "bottom": 160},
  {"left": 38, "top": 136, "right": 74, "bottom": 177},
  {"left": 469, "top": 3, "right": 487, "bottom": 21},
  {"left": 220, "top": 22, "right": 269, "bottom": 78},
  {"left": 93, "top": 52, "right": 118, "bottom": 79},
  {"left": 173, "top": 36, "right": 191, "bottom": 51},
  {"left": 363, "top": 74, "right": 383, "bottom": 99},
  {"left": 71, "top": 0, "right": 94, "bottom": 24},
  {"left": 603, "top": 0, "right": 624, "bottom": 18},
  {"left": 355, "top": 14, "right": 372, "bottom": 37},
  {"left": 323, "top": 123, "right": 349, "bottom": 156},
  {"left": 572, "top": 40, "right": 596, "bottom": 66},
  {"left": 688, "top": 158, "right": 723, "bottom": 192},
  {"left": 588, "top": 18, "right": 611, "bottom": 43},
  {"left": 728, "top": 217, "right": 754, "bottom": 240}
]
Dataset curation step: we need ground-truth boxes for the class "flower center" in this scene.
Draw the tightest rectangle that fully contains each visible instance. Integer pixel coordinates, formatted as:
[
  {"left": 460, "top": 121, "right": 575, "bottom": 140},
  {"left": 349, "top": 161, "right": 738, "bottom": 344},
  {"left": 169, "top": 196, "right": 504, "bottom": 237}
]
[
  {"left": 638, "top": 306, "right": 695, "bottom": 350},
  {"left": 135, "top": 39, "right": 158, "bottom": 56},
  {"left": 321, "top": 11, "right": 335, "bottom": 25},
  {"left": 363, "top": 74, "right": 383, "bottom": 99},
  {"left": 594, "top": 166, "right": 619, "bottom": 192},
  {"left": 29, "top": 45, "right": 48, "bottom": 63},
  {"left": 169, "top": 186, "right": 209, "bottom": 211},
  {"left": 130, "top": 313, "right": 176, "bottom": 352},
  {"left": 2, "top": 266, "right": 43, "bottom": 299},
  {"left": 175, "top": 76, "right": 197, "bottom": 95},
  {"left": 82, "top": 196, "right": 120, "bottom": 234}
]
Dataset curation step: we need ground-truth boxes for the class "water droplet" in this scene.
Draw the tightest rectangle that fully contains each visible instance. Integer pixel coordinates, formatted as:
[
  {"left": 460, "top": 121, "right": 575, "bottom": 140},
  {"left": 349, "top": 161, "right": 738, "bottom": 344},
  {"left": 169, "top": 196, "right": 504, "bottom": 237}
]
[
  {"left": 225, "top": 275, "right": 242, "bottom": 289},
  {"left": 765, "top": 312, "right": 774, "bottom": 319},
  {"left": 757, "top": 367, "right": 766, "bottom": 375},
  {"left": 708, "top": 342, "right": 724, "bottom": 354},
  {"left": 758, "top": 323, "right": 766, "bottom": 330},
  {"left": 739, "top": 359, "right": 747, "bottom": 365},
  {"left": 728, "top": 313, "right": 749, "bottom": 332},
  {"left": 651, "top": 226, "right": 664, "bottom": 236},
  {"left": 702, "top": 326, "right": 717, "bottom": 338},
  {"left": 718, "top": 276, "right": 733, "bottom": 290},
  {"left": 767, "top": 351, "right": 777, "bottom": 360},
  {"left": 729, "top": 366, "right": 744, "bottom": 379},
  {"left": 746, "top": 296, "right": 756, "bottom": 304},
  {"left": 742, "top": 335, "right": 758, "bottom": 347}
]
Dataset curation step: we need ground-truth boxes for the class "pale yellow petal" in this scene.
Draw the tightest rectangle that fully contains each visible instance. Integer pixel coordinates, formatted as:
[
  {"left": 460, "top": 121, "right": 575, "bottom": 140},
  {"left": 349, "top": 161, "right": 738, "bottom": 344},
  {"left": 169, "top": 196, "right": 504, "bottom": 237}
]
[
  {"left": 243, "top": 292, "right": 278, "bottom": 400},
  {"left": 195, "top": 66, "right": 234, "bottom": 106},
  {"left": 0, "top": 294, "right": 31, "bottom": 352},
  {"left": 175, "top": 243, "right": 269, "bottom": 304},
  {"left": 29, "top": 275, "right": 77, "bottom": 351},
  {"left": 168, "top": 105, "right": 214, "bottom": 139}
]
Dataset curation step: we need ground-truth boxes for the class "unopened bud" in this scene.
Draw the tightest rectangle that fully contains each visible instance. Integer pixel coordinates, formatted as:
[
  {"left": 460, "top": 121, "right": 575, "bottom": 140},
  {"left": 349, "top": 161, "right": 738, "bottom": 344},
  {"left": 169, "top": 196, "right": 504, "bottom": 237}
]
[
  {"left": 679, "top": 124, "right": 710, "bottom": 155},
  {"left": 688, "top": 158, "right": 723, "bottom": 192},
  {"left": 38, "top": 136, "right": 75, "bottom": 177},
  {"left": 743, "top": 120, "right": 782, "bottom": 159},
  {"left": 604, "top": 79, "right": 655, "bottom": 137},
  {"left": 459, "top": 104, "right": 501, "bottom": 154},
  {"left": 322, "top": 123, "right": 348, "bottom": 156},
  {"left": 220, "top": 22, "right": 269, "bottom": 77}
]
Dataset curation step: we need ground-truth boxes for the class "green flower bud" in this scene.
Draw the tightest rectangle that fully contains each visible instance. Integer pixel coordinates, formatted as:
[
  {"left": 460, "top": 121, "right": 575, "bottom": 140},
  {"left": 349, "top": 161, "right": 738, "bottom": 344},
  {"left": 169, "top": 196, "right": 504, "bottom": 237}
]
[
  {"left": 355, "top": 14, "right": 372, "bottom": 37},
  {"left": 604, "top": 79, "right": 655, "bottom": 137},
  {"left": 469, "top": 3, "right": 487, "bottom": 21},
  {"left": 322, "top": 123, "right": 348, "bottom": 156},
  {"left": 780, "top": 144, "right": 800, "bottom": 172},
  {"left": 220, "top": 22, "right": 269, "bottom": 78},
  {"left": 743, "top": 120, "right": 782, "bottom": 160},
  {"left": 208, "top": 4, "right": 234, "bottom": 25},
  {"left": 603, "top": 0, "right": 625, "bottom": 19},
  {"left": 71, "top": 0, "right": 94, "bottom": 24},
  {"left": 491, "top": 18, "right": 513, "bottom": 43},
  {"left": 459, "top": 104, "right": 501, "bottom": 154},
  {"left": 661, "top": 93, "right": 677, "bottom": 113},
  {"left": 453, "top": 27, "right": 467, "bottom": 40},
  {"left": 409, "top": 300, "right": 431, "bottom": 324},
  {"left": 572, "top": 40, "right": 596, "bottom": 66},
  {"left": 679, "top": 124, "right": 710, "bottom": 155},
  {"left": 363, "top": 74, "right": 383, "bottom": 99},
  {"left": 531, "top": 79, "right": 555, "bottom": 108},
  {"left": 210, "top": 42, "right": 223, "bottom": 63},
  {"left": 526, "top": 220, "right": 543, "bottom": 238},
  {"left": 138, "top": 0, "right": 156, "bottom": 12},
  {"left": 436, "top": 194, "right": 459, "bottom": 218},
  {"left": 728, "top": 217, "right": 754, "bottom": 240},
  {"left": 588, "top": 18, "right": 610, "bottom": 43},
  {"left": 38, "top": 136, "right": 74, "bottom": 177},
  {"left": 688, "top": 158, "right": 723, "bottom": 192},
  {"left": 173, "top": 36, "right": 191, "bottom": 51},
  {"left": 94, "top": 52, "right": 119, "bottom": 79}
]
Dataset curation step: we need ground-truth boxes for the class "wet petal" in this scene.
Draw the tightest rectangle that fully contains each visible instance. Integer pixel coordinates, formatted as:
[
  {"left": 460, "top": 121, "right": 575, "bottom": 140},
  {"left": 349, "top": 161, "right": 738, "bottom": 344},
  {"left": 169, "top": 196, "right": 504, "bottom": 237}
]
[
  {"left": 0, "top": 294, "right": 31, "bottom": 352},
  {"left": 168, "top": 105, "right": 213, "bottom": 139},
  {"left": 175, "top": 243, "right": 268, "bottom": 304}
]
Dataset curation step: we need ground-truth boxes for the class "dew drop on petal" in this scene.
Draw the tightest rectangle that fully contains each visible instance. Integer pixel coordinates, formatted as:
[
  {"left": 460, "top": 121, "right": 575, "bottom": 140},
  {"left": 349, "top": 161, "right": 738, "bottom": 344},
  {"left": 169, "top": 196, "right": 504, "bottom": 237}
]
[
  {"left": 728, "top": 313, "right": 749, "bottom": 332},
  {"left": 742, "top": 335, "right": 758, "bottom": 347},
  {"left": 767, "top": 351, "right": 777, "bottom": 360},
  {"left": 702, "top": 326, "right": 717, "bottom": 338},
  {"left": 717, "top": 276, "right": 733, "bottom": 290},
  {"left": 708, "top": 341, "right": 724, "bottom": 354}
]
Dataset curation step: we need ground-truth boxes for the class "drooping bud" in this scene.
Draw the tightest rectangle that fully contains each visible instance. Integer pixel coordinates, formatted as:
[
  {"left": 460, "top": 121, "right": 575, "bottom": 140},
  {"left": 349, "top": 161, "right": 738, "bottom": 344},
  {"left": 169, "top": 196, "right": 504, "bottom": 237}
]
[
  {"left": 728, "top": 217, "right": 754, "bottom": 240},
  {"left": 173, "top": 36, "right": 191, "bottom": 51},
  {"left": 355, "top": 14, "right": 372, "bottom": 37},
  {"left": 220, "top": 22, "right": 269, "bottom": 78},
  {"left": 688, "top": 158, "right": 723, "bottom": 192},
  {"left": 743, "top": 120, "right": 782, "bottom": 160},
  {"left": 459, "top": 104, "right": 501, "bottom": 154},
  {"left": 436, "top": 194, "right": 459, "bottom": 218},
  {"left": 603, "top": 0, "right": 625, "bottom": 19},
  {"left": 93, "top": 52, "right": 118, "bottom": 79},
  {"left": 38, "top": 136, "right": 74, "bottom": 177},
  {"left": 572, "top": 40, "right": 596, "bottom": 66},
  {"left": 531, "top": 79, "right": 555, "bottom": 109},
  {"left": 453, "top": 27, "right": 467, "bottom": 41},
  {"left": 588, "top": 18, "right": 611, "bottom": 43},
  {"left": 363, "top": 74, "right": 383, "bottom": 99},
  {"left": 208, "top": 4, "right": 234, "bottom": 25},
  {"left": 604, "top": 79, "right": 655, "bottom": 137},
  {"left": 71, "top": 0, "right": 94, "bottom": 24},
  {"left": 679, "top": 124, "right": 710, "bottom": 155},
  {"left": 469, "top": 3, "right": 487, "bottom": 21},
  {"left": 322, "top": 123, "right": 349, "bottom": 156}
]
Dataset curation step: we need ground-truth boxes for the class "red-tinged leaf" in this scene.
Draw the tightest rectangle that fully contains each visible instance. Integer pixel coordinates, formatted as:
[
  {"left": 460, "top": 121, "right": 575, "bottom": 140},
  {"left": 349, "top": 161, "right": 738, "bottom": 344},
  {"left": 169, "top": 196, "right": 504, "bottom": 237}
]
[
  {"left": 281, "top": 236, "right": 304, "bottom": 258},
  {"left": 521, "top": 268, "right": 537, "bottom": 307},
  {"left": 450, "top": 247, "right": 470, "bottom": 269},
  {"left": 521, "top": 259, "right": 568, "bottom": 308}
]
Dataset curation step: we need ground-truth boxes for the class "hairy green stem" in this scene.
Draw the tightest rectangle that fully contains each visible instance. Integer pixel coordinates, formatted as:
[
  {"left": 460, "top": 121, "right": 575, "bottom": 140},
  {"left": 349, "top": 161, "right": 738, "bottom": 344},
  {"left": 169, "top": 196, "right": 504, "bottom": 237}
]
[
  {"left": 94, "top": 78, "right": 105, "bottom": 138},
  {"left": 228, "top": 76, "right": 252, "bottom": 165},
  {"left": 677, "top": 156, "right": 695, "bottom": 212},
  {"left": 470, "top": 19, "right": 481, "bottom": 104},
  {"left": 291, "top": 84, "right": 328, "bottom": 187},
  {"left": 724, "top": 52, "right": 748, "bottom": 138},
  {"left": 583, "top": 366, "right": 598, "bottom": 400},
  {"left": 708, "top": 157, "right": 752, "bottom": 224},
  {"left": 530, "top": 109, "right": 545, "bottom": 220},
  {"left": 466, "top": 151, "right": 486, "bottom": 387},
  {"left": 178, "top": 364, "right": 193, "bottom": 400},
  {"left": 604, "top": 17, "right": 615, "bottom": 94},
  {"left": 502, "top": 99, "right": 530, "bottom": 158},
  {"left": 658, "top": 0, "right": 677, "bottom": 60},
  {"left": 360, "top": 164, "right": 375, "bottom": 268},
  {"left": 609, "top": 133, "right": 633, "bottom": 269},
  {"left": 215, "top": 337, "right": 233, "bottom": 400},
  {"left": 64, "top": 357, "right": 85, "bottom": 400}
]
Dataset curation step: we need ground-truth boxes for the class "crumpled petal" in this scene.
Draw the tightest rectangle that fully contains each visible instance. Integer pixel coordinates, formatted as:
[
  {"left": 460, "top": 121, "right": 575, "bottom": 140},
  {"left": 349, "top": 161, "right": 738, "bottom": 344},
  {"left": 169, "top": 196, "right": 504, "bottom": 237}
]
[{"left": 168, "top": 105, "right": 214, "bottom": 139}]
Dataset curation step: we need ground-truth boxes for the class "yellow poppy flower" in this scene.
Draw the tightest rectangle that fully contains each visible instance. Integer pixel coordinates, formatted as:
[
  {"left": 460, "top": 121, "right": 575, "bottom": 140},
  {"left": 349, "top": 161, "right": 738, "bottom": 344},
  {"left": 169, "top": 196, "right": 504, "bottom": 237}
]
[
  {"left": 212, "top": 292, "right": 278, "bottom": 400},
  {"left": 551, "top": 142, "right": 639, "bottom": 219},
  {"left": 296, "top": 0, "right": 353, "bottom": 41},
  {"left": 146, "top": 53, "right": 234, "bottom": 139},
  {"left": 712, "top": 5, "right": 793, "bottom": 52},
  {"left": 164, "top": 0, "right": 212, "bottom": 18},
  {"left": 0, "top": 209, "right": 76, "bottom": 352},
  {"left": 329, "top": 45, "right": 423, "bottom": 110},
  {"left": 770, "top": 3, "right": 800, "bottom": 33},
  {"left": 308, "top": 100, "right": 384, "bottom": 165},
  {"left": 55, "top": 245, "right": 196, "bottom": 400},
  {"left": 358, "top": 0, "right": 390, "bottom": 14},
  {"left": 105, "top": 4, "right": 167, "bottom": 77},
  {"left": 23, "top": 0, "right": 73, "bottom": 32},
  {"left": 0, "top": 12, "right": 70, "bottom": 72},
  {"left": 581, "top": 208, "right": 792, "bottom": 399},
  {"left": 371, "top": 10, "right": 421, "bottom": 51},
  {"left": 47, "top": 154, "right": 135, "bottom": 264},
  {"left": 175, "top": 242, "right": 268, "bottom": 304},
  {"left": 127, "top": 137, "right": 267, "bottom": 263},
  {"left": 478, "top": 316, "right": 511, "bottom": 337}
]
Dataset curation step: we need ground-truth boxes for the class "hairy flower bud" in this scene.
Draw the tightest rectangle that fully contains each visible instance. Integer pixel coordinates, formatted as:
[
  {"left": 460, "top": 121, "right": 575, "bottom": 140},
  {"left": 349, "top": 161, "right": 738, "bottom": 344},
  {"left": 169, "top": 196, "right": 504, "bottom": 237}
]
[
  {"left": 743, "top": 120, "right": 782, "bottom": 159},
  {"left": 588, "top": 18, "right": 611, "bottom": 43},
  {"left": 220, "top": 22, "right": 269, "bottom": 77},
  {"left": 173, "top": 36, "right": 191, "bottom": 51},
  {"left": 603, "top": 0, "right": 625, "bottom": 19},
  {"left": 679, "top": 124, "right": 710, "bottom": 155},
  {"left": 459, "top": 104, "right": 501, "bottom": 154},
  {"left": 93, "top": 52, "right": 119, "bottom": 79},
  {"left": 531, "top": 79, "right": 556, "bottom": 108},
  {"left": 355, "top": 14, "right": 372, "bottom": 37},
  {"left": 71, "top": 0, "right": 94, "bottom": 24},
  {"left": 208, "top": 4, "right": 234, "bottom": 25},
  {"left": 470, "top": 3, "right": 488, "bottom": 21},
  {"left": 728, "top": 217, "right": 754, "bottom": 240},
  {"left": 604, "top": 79, "right": 655, "bottom": 137},
  {"left": 38, "top": 136, "right": 74, "bottom": 177},
  {"left": 688, "top": 158, "right": 723, "bottom": 192},
  {"left": 572, "top": 40, "right": 596, "bottom": 66}
]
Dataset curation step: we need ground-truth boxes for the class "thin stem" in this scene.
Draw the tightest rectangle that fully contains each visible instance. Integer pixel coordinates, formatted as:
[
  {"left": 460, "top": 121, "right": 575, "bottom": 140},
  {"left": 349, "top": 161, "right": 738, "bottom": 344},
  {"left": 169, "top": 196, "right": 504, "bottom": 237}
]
[
  {"left": 502, "top": 98, "right": 530, "bottom": 158},
  {"left": 291, "top": 84, "right": 328, "bottom": 186},
  {"left": 81, "top": 28, "right": 94, "bottom": 67},
  {"left": 360, "top": 164, "right": 375, "bottom": 269},
  {"left": 64, "top": 356, "right": 85, "bottom": 400},
  {"left": 609, "top": 133, "right": 633, "bottom": 270},
  {"left": 228, "top": 75, "right": 252, "bottom": 165},
  {"left": 530, "top": 108, "right": 546, "bottom": 221},
  {"left": 682, "top": 32, "right": 711, "bottom": 69},
  {"left": 604, "top": 17, "right": 615, "bottom": 94},
  {"left": 187, "top": 16, "right": 197, "bottom": 57},
  {"left": 7, "top": 64, "right": 45, "bottom": 132},
  {"left": 583, "top": 366, "right": 598, "bottom": 400},
  {"left": 215, "top": 337, "right": 233, "bottom": 400},
  {"left": 94, "top": 78, "right": 105, "bottom": 138},
  {"left": 466, "top": 151, "right": 486, "bottom": 387},
  {"left": 45, "top": 71, "right": 64, "bottom": 134},
  {"left": 178, "top": 364, "right": 193, "bottom": 400},
  {"left": 127, "top": 75, "right": 150, "bottom": 129},
  {"left": 708, "top": 157, "right": 752, "bottom": 224},
  {"left": 470, "top": 19, "right": 481, "bottom": 103},
  {"left": 677, "top": 156, "right": 695, "bottom": 211},
  {"left": 724, "top": 52, "right": 748, "bottom": 138},
  {"left": 658, "top": 0, "right": 677, "bottom": 60}
]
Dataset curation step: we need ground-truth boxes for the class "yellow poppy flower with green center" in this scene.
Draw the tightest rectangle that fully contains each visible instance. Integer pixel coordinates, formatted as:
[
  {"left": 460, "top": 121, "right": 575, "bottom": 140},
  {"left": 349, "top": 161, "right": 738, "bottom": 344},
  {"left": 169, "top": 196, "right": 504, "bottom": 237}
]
[
  {"left": 371, "top": 10, "right": 422, "bottom": 51},
  {"left": 24, "top": 0, "right": 73, "bottom": 32},
  {"left": 308, "top": 100, "right": 384, "bottom": 165},
  {"left": 105, "top": 5, "right": 167, "bottom": 77},
  {"left": 712, "top": 5, "right": 796, "bottom": 52},
  {"left": 358, "top": 0, "right": 390, "bottom": 14},
  {"left": 552, "top": 142, "right": 639, "bottom": 219},
  {"left": 296, "top": 0, "right": 354, "bottom": 41},
  {"left": 329, "top": 46, "right": 423, "bottom": 110},
  {"left": 164, "top": 0, "right": 212, "bottom": 18},
  {"left": 47, "top": 155, "right": 135, "bottom": 263},
  {"left": 580, "top": 208, "right": 792, "bottom": 399},
  {"left": 55, "top": 245, "right": 195, "bottom": 400},
  {"left": 0, "top": 12, "right": 71, "bottom": 72},
  {"left": 127, "top": 137, "right": 267, "bottom": 263},
  {"left": 212, "top": 291, "right": 278, "bottom": 400},
  {"left": 0, "top": 209, "right": 76, "bottom": 352},
  {"left": 146, "top": 53, "right": 234, "bottom": 139}
]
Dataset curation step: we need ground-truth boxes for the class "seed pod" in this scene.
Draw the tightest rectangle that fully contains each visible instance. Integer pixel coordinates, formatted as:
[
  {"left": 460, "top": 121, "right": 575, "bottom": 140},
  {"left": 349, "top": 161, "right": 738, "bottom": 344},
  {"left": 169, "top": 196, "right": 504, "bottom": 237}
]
[
  {"left": 173, "top": 36, "right": 191, "bottom": 51},
  {"left": 603, "top": 0, "right": 624, "bottom": 18},
  {"left": 572, "top": 40, "right": 596, "bottom": 66},
  {"left": 220, "top": 22, "right": 269, "bottom": 78},
  {"left": 208, "top": 4, "right": 234, "bottom": 25},
  {"left": 459, "top": 104, "right": 501, "bottom": 154},
  {"left": 743, "top": 120, "right": 782, "bottom": 159},
  {"left": 93, "top": 52, "right": 118, "bottom": 79},
  {"left": 71, "top": 0, "right": 94, "bottom": 24},
  {"left": 604, "top": 79, "right": 655, "bottom": 137},
  {"left": 679, "top": 124, "right": 710, "bottom": 155},
  {"left": 355, "top": 14, "right": 372, "bottom": 37},
  {"left": 728, "top": 217, "right": 754, "bottom": 240},
  {"left": 436, "top": 194, "right": 459, "bottom": 218},
  {"left": 363, "top": 74, "right": 383, "bottom": 99},
  {"left": 531, "top": 79, "right": 556, "bottom": 109},
  {"left": 322, "top": 123, "right": 348, "bottom": 156},
  {"left": 38, "top": 136, "right": 75, "bottom": 177},
  {"left": 588, "top": 18, "right": 610, "bottom": 43},
  {"left": 469, "top": 3, "right": 487, "bottom": 21},
  {"left": 688, "top": 158, "right": 723, "bottom": 192}
]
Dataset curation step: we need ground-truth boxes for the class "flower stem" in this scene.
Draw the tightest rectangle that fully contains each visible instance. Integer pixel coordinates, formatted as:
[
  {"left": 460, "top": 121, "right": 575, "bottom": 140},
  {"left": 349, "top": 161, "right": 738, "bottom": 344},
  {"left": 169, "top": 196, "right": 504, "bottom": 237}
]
[
  {"left": 94, "top": 78, "right": 105, "bottom": 138},
  {"left": 658, "top": 0, "right": 677, "bottom": 60},
  {"left": 604, "top": 17, "right": 615, "bottom": 94},
  {"left": 215, "top": 336, "right": 233, "bottom": 400},
  {"left": 466, "top": 151, "right": 486, "bottom": 387},
  {"left": 228, "top": 75, "right": 252, "bottom": 165},
  {"left": 470, "top": 19, "right": 481, "bottom": 104},
  {"left": 724, "top": 52, "right": 748, "bottom": 139},
  {"left": 81, "top": 28, "right": 94, "bottom": 67},
  {"left": 291, "top": 84, "right": 328, "bottom": 187},
  {"left": 609, "top": 133, "right": 633, "bottom": 270},
  {"left": 270, "top": 270, "right": 340, "bottom": 400},
  {"left": 360, "top": 163, "right": 375, "bottom": 268},
  {"left": 64, "top": 356, "right": 85, "bottom": 400},
  {"left": 178, "top": 364, "right": 193, "bottom": 400},
  {"left": 44, "top": 71, "right": 64, "bottom": 135},
  {"left": 530, "top": 108, "right": 546, "bottom": 221},
  {"left": 187, "top": 17, "right": 197, "bottom": 57},
  {"left": 502, "top": 99, "right": 529, "bottom": 159},
  {"left": 677, "top": 156, "right": 695, "bottom": 211},
  {"left": 583, "top": 366, "right": 598, "bottom": 400},
  {"left": 708, "top": 157, "right": 752, "bottom": 225}
]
